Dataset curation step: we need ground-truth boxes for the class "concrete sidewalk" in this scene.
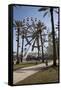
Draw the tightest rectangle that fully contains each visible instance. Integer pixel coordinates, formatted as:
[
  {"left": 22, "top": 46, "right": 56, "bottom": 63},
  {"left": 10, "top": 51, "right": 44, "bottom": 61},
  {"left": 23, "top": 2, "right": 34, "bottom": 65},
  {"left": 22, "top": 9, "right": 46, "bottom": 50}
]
[{"left": 13, "top": 60, "right": 57, "bottom": 84}]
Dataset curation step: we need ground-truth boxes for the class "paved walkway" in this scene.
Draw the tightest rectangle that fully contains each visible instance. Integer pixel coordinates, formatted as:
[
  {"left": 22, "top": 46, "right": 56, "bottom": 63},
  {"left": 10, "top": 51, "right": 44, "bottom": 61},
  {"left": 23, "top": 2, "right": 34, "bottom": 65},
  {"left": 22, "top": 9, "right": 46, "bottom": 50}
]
[{"left": 13, "top": 60, "right": 58, "bottom": 84}]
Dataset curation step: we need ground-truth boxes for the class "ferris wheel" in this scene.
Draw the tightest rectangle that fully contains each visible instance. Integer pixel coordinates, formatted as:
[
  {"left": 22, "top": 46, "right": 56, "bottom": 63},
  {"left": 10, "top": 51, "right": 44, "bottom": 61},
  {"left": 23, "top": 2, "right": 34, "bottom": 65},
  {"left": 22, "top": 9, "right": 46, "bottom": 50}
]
[{"left": 13, "top": 17, "right": 49, "bottom": 63}]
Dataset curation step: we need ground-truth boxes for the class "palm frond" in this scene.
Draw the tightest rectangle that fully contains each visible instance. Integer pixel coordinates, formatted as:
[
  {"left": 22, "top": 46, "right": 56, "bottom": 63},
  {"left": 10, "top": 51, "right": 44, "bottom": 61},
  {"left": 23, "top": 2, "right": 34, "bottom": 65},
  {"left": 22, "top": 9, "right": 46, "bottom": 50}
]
[
  {"left": 15, "top": 20, "right": 23, "bottom": 27},
  {"left": 42, "top": 26, "right": 46, "bottom": 30},
  {"left": 54, "top": 10, "right": 59, "bottom": 14},
  {"left": 14, "top": 5, "right": 22, "bottom": 8},
  {"left": 38, "top": 7, "right": 48, "bottom": 12},
  {"left": 43, "top": 11, "right": 48, "bottom": 17}
]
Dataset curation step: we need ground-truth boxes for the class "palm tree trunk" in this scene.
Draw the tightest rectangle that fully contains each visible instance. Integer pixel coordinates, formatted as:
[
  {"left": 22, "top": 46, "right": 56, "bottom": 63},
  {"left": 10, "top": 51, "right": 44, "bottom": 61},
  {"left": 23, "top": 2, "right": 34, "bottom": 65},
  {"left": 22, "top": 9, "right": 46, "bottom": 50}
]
[
  {"left": 16, "top": 28, "right": 19, "bottom": 64},
  {"left": 57, "top": 10, "right": 59, "bottom": 64},
  {"left": 50, "top": 8, "right": 56, "bottom": 66},
  {"left": 38, "top": 38, "right": 39, "bottom": 59},
  {"left": 40, "top": 34, "right": 44, "bottom": 62},
  {"left": 21, "top": 35, "right": 24, "bottom": 62},
  {"left": 36, "top": 36, "right": 40, "bottom": 60}
]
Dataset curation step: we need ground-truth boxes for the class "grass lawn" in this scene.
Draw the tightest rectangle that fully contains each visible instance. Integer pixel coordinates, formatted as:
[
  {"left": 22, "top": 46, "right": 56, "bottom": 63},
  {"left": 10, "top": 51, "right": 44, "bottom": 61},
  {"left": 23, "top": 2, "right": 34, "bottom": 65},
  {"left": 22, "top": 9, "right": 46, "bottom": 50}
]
[
  {"left": 16, "top": 66, "right": 59, "bottom": 85},
  {"left": 13, "top": 62, "right": 41, "bottom": 71}
]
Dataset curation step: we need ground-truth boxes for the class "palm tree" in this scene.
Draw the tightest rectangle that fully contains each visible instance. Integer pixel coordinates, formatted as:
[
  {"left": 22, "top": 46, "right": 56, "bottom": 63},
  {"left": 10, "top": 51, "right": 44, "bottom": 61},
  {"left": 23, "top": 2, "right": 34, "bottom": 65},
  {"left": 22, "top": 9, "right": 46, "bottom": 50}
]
[
  {"left": 15, "top": 21, "right": 21, "bottom": 64},
  {"left": 38, "top": 7, "right": 57, "bottom": 66},
  {"left": 14, "top": 20, "right": 23, "bottom": 64},
  {"left": 37, "top": 21, "right": 46, "bottom": 62},
  {"left": 55, "top": 8, "right": 59, "bottom": 63}
]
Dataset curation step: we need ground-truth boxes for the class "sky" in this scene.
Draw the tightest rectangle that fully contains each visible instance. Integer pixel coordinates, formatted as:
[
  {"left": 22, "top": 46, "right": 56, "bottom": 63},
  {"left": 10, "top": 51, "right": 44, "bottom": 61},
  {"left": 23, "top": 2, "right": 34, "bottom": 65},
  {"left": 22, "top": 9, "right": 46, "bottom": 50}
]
[{"left": 13, "top": 5, "right": 58, "bottom": 56}]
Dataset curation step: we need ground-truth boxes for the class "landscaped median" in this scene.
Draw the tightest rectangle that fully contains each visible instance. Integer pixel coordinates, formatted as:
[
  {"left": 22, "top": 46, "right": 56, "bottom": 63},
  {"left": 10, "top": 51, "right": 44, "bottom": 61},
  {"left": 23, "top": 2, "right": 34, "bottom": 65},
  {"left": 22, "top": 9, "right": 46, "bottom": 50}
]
[{"left": 15, "top": 66, "right": 59, "bottom": 85}]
